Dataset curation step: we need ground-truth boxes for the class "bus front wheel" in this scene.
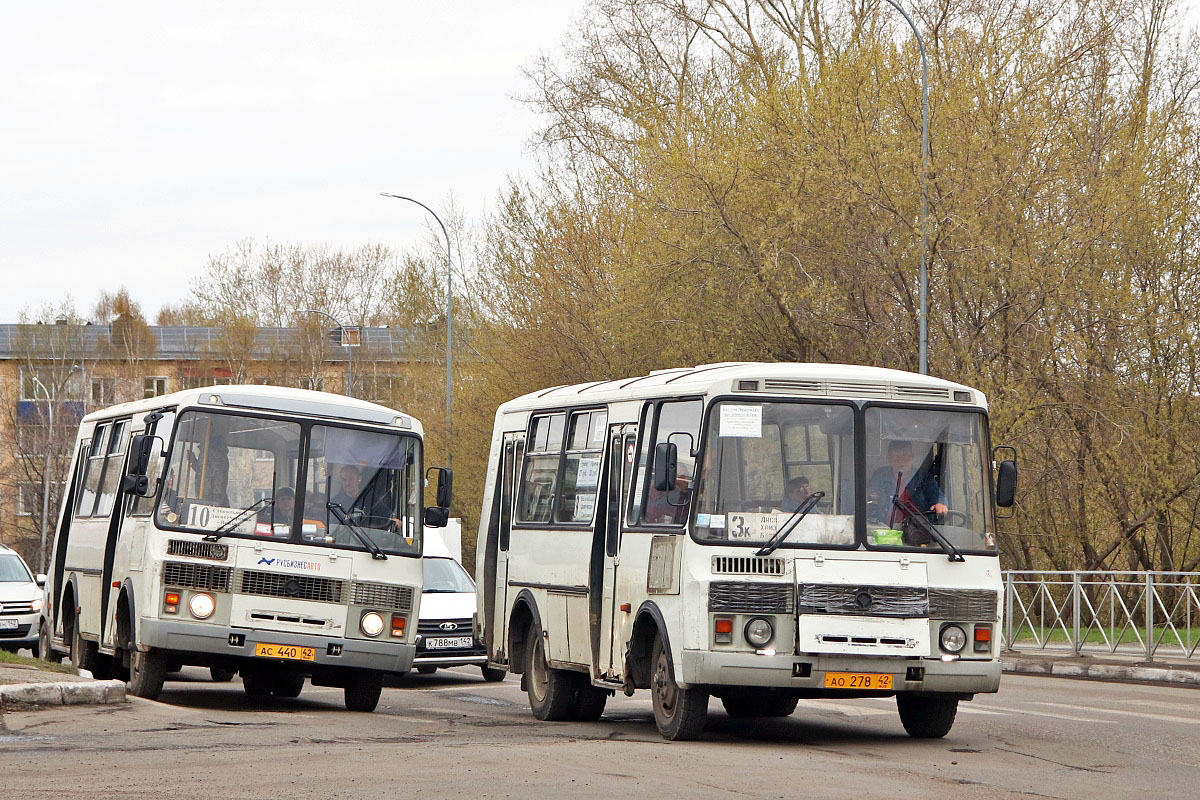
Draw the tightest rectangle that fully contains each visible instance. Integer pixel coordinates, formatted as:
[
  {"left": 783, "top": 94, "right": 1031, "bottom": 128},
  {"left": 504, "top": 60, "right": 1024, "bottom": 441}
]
[
  {"left": 524, "top": 622, "right": 576, "bottom": 721},
  {"left": 896, "top": 694, "right": 959, "bottom": 738},
  {"left": 650, "top": 638, "right": 708, "bottom": 740},
  {"left": 344, "top": 671, "right": 383, "bottom": 712},
  {"left": 127, "top": 649, "right": 167, "bottom": 700}
]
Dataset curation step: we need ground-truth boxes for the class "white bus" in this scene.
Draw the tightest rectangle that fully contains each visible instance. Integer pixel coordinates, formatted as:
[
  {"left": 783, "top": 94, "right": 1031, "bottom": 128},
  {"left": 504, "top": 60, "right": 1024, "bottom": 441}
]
[
  {"left": 41, "top": 385, "right": 452, "bottom": 712},
  {"left": 475, "top": 363, "right": 1016, "bottom": 739}
]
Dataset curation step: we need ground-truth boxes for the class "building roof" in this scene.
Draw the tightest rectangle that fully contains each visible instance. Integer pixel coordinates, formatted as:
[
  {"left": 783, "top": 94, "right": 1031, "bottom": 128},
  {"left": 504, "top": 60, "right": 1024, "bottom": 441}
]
[{"left": 0, "top": 323, "right": 414, "bottom": 362}]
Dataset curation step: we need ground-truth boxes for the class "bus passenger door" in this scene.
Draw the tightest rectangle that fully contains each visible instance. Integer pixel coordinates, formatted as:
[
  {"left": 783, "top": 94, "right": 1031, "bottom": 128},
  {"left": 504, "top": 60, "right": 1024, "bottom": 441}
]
[
  {"left": 595, "top": 425, "right": 635, "bottom": 679},
  {"left": 488, "top": 433, "right": 521, "bottom": 664}
]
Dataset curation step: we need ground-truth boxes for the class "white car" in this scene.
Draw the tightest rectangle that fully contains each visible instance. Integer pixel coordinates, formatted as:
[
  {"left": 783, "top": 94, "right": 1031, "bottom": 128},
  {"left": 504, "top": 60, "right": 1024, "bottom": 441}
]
[
  {"left": 0, "top": 544, "right": 45, "bottom": 658},
  {"left": 412, "top": 540, "right": 505, "bottom": 682}
]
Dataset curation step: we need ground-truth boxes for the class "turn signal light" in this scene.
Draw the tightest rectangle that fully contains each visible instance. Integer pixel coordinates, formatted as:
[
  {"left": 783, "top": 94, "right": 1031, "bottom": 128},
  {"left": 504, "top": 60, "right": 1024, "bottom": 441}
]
[
  {"left": 714, "top": 616, "right": 733, "bottom": 644},
  {"left": 165, "top": 592, "right": 180, "bottom": 613},
  {"left": 974, "top": 624, "right": 992, "bottom": 652},
  {"left": 391, "top": 614, "right": 407, "bottom": 638}
]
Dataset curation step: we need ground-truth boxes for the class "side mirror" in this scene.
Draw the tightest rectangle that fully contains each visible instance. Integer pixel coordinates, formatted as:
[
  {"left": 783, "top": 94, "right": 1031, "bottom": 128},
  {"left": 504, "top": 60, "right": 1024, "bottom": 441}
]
[
  {"left": 996, "top": 460, "right": 1017, "bottom": 508},
  {"left": 121, "top": 434, "right": 158, "bottom": 496},
  {"left": 424, "top": 506, "right": 450, "bottom": 528},
  {"left": 653, "top": 442, "right": 678, "bottom": 492},
  {"left": 35, "top": 573, "right": 47, "bottom": 588},
  {"left": 426, "top": 466, "right": 452, "bottom": 509}
]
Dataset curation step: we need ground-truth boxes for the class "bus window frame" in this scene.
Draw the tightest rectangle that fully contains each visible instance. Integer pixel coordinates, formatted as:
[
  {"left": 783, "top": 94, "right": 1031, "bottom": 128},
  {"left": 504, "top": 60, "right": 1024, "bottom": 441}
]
[
  {"left": 511, "top": 404, "right": 610, "bottom": 531},
  {"left": 687, "top": 394, "right": 862, "bottom": 550},
  {"left": 624, "top": 396, "right": 704, "bottom": 533},
  {"left": 151, "top": 405, "right": 425, "bottom": 558}
]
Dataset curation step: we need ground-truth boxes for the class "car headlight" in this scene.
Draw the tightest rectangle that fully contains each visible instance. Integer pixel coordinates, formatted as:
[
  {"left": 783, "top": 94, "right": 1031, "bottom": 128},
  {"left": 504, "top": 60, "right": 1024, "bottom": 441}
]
[
  {"left": 361, "top": 611, "right": 385, "bottom": 637},
  {"left": 31, "top": 597, "right": 43, "bottom": 613},
  {"left": 940, "top": 624, "right": 967, "bottom": 654},
  {"left": 744, "top": 617, "right": 774, "bottom": 648},
  {"left": 188, "top": 592, "right": 215, "bottom": 620}
]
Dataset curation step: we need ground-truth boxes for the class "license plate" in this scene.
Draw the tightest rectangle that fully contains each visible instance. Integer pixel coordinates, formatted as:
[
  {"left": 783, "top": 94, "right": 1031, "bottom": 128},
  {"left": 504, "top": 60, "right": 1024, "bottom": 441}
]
[
  {"left": 0, "top": 618, "right": 18, "bottom": 630},
  {"left": 425, "top": 636, "right": 473, "bottom": 649},
  {"left": 823, "top": 671, "right": 893, "bottom": 690},
  {"left": 254, "top": 643, "right": 316, "bottom": 661}
]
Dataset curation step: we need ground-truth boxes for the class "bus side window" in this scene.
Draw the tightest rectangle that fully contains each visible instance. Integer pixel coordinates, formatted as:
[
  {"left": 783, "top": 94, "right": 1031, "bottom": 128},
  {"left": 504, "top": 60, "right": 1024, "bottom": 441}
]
[
  {"left": 76, "top": 423, "right": 111, "bottom": 518},
  {"left": 554, "top": 410, "right": 607, "bottom": 524},
  {"left": 638, "top": 399, "right": 703, "bottom": 526},
  {"left": 515, "top": 413, "right": 565, "bottom": 524}
]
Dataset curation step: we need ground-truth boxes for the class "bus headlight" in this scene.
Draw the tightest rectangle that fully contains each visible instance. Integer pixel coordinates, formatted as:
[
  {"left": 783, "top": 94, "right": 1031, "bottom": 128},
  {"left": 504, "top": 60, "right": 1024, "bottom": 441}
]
[
  {"left": 744, "top": 617, "right": 774, "bottom": 648},
  {"left": 188, "top": 593, "right": 215, "bottom": 620},
  {"left": 360, "top": 612, "right": 385, "bottom": 637},
  {"left": 939, "top": 624, "right": 967, "bottom": 654}
]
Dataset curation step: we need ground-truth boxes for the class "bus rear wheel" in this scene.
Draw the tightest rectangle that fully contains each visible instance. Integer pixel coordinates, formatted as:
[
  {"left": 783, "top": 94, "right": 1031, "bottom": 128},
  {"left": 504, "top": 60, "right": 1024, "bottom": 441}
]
[
  {"left": 650, "top": 638, "right": 708, "bottom": 740},
  {"left": 127, "top": 649, "right": 167, "bottom": 700},
  {"left": 896, "top": 694, "right": 959, "bottom": 739},
  {"left": 210, "top": 667, "right": 235, "bottom": 683},
  {"left": 70, "top": 615, "right": 110, "bottom": 678},
  {"left": 720, "top": 690, "right": 798, "bottom": 719},
  {"left": 273, "top": 674, "right": 305, "bottom": 698},
  {"left": 480, "top": 665, "right": 507, "bottom": 683},
  {"left": 524, "top": 622, "right": 576, "bottom": 721},
  {"left": 570, "top": 683, "right": 609, "bottom": 721},
  {"left": 242, "top": 671, "right": 274, "bottom": 699},
  {"left": 344, "top": 671, "right": 384, "bottom": 712}
]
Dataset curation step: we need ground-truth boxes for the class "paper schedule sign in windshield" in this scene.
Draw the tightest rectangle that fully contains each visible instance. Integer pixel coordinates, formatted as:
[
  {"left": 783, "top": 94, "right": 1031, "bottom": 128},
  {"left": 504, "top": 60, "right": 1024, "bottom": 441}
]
[
  {"left": 183, "top": 502, "right": 256, "bottom": 534},
  {"left": 724, "top": 512, "right": 854, "bottom": 545},
  {"left": 720, "top": 405, "right": 762, "bottom": 438}
]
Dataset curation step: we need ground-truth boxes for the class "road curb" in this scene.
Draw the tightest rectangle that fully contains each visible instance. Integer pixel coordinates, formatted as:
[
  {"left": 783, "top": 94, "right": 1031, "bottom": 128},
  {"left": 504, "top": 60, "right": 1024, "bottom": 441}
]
[
  {"left": 0, "top": 679, "right": 127, "bottom": 710},
  {"left": 1002, "top": 656, "right": 1200, "bottom": 687}
]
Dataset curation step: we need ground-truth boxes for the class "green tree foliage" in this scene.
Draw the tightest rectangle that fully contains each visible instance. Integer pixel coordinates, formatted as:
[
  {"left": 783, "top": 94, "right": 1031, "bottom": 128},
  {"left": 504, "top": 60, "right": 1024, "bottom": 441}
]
[{"left": 462, "top": 0, "right": 1200, "bottom": 571}]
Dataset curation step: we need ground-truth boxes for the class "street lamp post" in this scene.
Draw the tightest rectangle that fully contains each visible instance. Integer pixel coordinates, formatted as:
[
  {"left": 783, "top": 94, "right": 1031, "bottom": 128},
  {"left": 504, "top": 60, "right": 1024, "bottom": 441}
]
[
  {"left": 298, "top": 309, "right": 354, "bottom": 397},
  {"left": 379, "top": 192, "right": 454, "bottom": 470},
  {"left": 882, "top": 0, "right": 931, "bottom": 375},
  {"left": 31, "top": 367, "right": 80, "bottom": 573}
]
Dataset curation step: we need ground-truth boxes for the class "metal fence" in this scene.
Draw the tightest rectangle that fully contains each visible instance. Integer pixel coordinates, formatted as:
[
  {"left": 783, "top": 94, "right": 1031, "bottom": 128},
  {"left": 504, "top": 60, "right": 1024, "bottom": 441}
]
[{"left": 1002, "top": 571, "right": 1200, "bottom": 661}]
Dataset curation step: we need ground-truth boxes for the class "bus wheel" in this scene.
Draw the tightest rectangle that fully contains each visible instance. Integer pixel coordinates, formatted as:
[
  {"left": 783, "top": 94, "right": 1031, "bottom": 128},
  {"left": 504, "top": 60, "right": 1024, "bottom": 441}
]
[
  {"left": 127, "top": 649, "right": 167, "bottom": 700},
  {"left": 416, "top": 665, "right": 438, "bottom": 675},
  {"left": 524, "top": 622, "right": 576, "bottom": 721},
  {"left": 344, "top": 671, "right": 384, "bottom": 712},
  {"left": 570, "top": 683, "right": 609, "bottom": 721},
  {"left": 209, "top": 667, "right": 235, "bottom": 683},
  {"left": 273, "top": 674, "right": 305, "bottom": 698},
  {"left": 896, "top": 694, "right": 959, "bottom": 739},
  {"left": 36, "top": 619, "right": 51, "bottom": 661},
  {"left": 70, "top": 616, "right": 108, "bottom": 677},
  {"left": 650, "top": 638, "right": 708, "bottom": 740},
  {"left": 480, "top": 665, "right": 507, "bottom": 683}
]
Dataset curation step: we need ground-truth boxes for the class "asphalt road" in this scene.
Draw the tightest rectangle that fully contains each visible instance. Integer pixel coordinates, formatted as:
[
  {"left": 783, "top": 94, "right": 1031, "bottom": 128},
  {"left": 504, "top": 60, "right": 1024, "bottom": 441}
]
[{"left": 1, "top": 666, "right": 1196, "bottom": 799}]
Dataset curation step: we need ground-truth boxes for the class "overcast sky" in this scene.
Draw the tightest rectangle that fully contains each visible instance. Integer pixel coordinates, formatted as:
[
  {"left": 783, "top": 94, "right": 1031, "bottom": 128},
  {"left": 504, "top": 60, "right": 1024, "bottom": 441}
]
[
  {"left": 2, "top": 2, "right": 1198, "bottom": 324},
  {"left": 0, "top": 2, "right": 587, "bottom": 322}
]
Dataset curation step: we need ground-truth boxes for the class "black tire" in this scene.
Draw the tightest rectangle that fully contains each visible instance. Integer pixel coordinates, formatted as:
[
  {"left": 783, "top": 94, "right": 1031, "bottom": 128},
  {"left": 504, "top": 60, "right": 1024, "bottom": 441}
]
[
  {"left": 242, "top": 671, "right": 274, "bottom": 699},
  {"left": 273, "top": 674, "right": 305, "bottom": 698},
  {"left": 650, "top": 638, "right": 708, "bottom": 740},
  {"left": 524, "top": 622, "right": 577, "bottom": 721},
  {"left": 344, "top": 671, "right": 384, "bottom": 712},
  {"left": 570, "top": 683, "right": 609, "bottom": 721},
  {"left": 416, "top": 665, "right": 438, "bottom": 675},
  {"left": 480, "top": 665, "right": 507, "bottom": 683},
  {"left": 721, "top": 691, "right": 799, "bottom": 719},
  {"left": 127, "top": 649, "right": 168, "bottom": 700},
  {"left": 896, "top": 694, "right": 959, "bottom": 739},
  {"left": 70, "top": 615, "right": 104, "bottom": 675},
  {"left": 210, "top": 667, "right": 236, "bottom": 683}
]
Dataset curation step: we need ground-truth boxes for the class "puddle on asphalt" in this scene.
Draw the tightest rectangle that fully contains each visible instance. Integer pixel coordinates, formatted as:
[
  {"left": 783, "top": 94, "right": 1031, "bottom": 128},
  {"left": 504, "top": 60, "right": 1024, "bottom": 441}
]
[{"left": 450, "top": 694, "right": 517, "bottom": 707}]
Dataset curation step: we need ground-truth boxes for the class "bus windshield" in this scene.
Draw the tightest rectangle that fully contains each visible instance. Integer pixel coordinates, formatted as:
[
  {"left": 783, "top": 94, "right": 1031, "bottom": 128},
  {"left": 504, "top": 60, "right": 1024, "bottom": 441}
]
[
  {"left": 156, "top": 410, "right": 421, "bottom": 556},
  {"left": 864, "top": 406, "right": 996, "bottom": 553},
  {"left": 693, "top": 401, "right": 857, "bottom": 546}
]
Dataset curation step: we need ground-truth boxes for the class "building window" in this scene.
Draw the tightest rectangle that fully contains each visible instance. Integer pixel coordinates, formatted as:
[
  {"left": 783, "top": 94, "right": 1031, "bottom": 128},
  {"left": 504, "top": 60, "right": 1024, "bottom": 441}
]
[
  {"left": 91, "top": 377, "right": 115, "bottom": 406},
  {"left": 144, "top": 376, "right": 168, "bottom": 398},
  {"left": 19, "top": 481, "right": 66, "bottom": 517},
  {"left": 20, "top": 366, "right": 84, "bottom": 402}
]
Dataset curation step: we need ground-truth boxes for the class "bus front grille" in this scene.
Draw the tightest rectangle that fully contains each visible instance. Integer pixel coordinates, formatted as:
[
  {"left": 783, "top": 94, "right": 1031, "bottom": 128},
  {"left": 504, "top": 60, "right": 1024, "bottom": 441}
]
[
  {"left": 239, "top": 570, "right": 345, "bottom": 604},
  {"left": 166, "top": 539, "right": 229, "bottom": 561},
  {"left": 708, "top": 582, "right": 795, "bottom": 614},
  {"left": 163, "top": 561, "right": 233, "bottom": 592},
  {"left": 712, "top": 556, "right": 785, "bottom": 576},
  {"left": 798, "top": 584, "right": 928, "bottom": 618},
  {"left": 352, "top": 582, "right": 414, "bottom": 611},
  {"left": 928, "top": 589, "right": 998, "bottom": 621}
]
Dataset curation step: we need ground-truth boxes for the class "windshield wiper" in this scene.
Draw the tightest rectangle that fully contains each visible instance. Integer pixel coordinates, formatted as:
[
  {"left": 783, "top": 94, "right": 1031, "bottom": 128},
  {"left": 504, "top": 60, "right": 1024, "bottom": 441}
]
[
  {"left": 889, "top": 492, "right": 964, "bottom": 563},
  {"left": 756, "top": 491, "right": 825, "bottom": 557},
  {"left": 204, "top": 498, "right": 272, "bottom": 542},
  {"left": 328, "top": 502, "right": 388, "bottom": 560}
]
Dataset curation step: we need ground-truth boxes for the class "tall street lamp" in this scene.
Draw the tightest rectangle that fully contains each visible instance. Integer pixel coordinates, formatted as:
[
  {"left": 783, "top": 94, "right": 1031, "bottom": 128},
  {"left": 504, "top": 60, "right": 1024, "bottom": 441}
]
[
  {"left": 380, "top": 192, "right": 454, "bottom": 469},
  {"left": 882, "top": 0, "right": 931, "bottom": 375},
  {"left": 31, "top": 366, "right": 81, "bottom": 573},
  {"left": 298, "top": 309, "right": 354, "bottom": 397}
]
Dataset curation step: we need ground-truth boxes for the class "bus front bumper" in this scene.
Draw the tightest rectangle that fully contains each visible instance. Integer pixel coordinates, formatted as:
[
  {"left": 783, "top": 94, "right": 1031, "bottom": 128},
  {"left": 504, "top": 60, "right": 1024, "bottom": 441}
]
[
  {"left": 138, "top": 618, "right": 415, "bottom": 674},
  {"left": 681, "top": 649, "right": 1001, "bottom": 695}
]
